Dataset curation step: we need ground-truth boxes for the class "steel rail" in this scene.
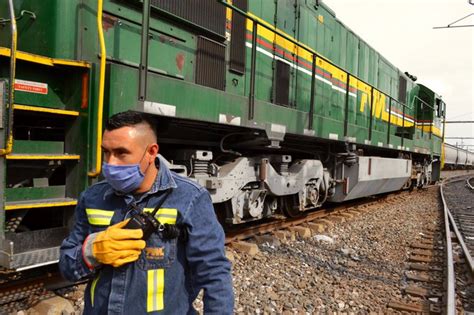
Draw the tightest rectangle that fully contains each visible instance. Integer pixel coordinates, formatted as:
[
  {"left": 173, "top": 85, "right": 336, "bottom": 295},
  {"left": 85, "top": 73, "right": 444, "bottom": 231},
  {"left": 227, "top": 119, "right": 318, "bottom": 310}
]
[
  {"left": 443, "top": 177, "right": 474, "bottom": 273},
  {"left": 466, "top": 177, "right": 474, "bottom": 190},
  {"left": 225, "top": 191, "right": 405, "bottom": 244},
  {"left": 446, "top": 208, "right": 474, "bottom": 274},
  {"left": 0, "top": 269, "right": 82, "bottom": 313},
  {"left": 439, "top": 181, "right": 456, "bottom": 315}
]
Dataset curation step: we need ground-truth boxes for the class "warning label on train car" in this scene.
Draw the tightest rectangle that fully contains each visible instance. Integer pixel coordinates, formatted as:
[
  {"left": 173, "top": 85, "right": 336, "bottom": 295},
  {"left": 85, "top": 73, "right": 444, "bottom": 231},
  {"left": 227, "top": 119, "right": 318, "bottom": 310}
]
[{"left": 14, "top": 79, "right": 48, "bottom": 95}]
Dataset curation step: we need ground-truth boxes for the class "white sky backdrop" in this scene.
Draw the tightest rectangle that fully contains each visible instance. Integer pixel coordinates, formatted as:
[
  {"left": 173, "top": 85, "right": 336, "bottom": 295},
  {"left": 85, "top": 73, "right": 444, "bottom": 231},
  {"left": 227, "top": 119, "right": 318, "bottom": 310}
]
[{"left": 322, "top": 0, "right": 474, "bottom": 150}]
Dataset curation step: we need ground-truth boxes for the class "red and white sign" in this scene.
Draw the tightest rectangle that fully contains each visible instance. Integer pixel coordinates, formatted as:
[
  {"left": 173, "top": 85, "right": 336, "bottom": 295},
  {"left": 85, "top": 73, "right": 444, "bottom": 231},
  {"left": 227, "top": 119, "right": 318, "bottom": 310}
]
[{"left": 14, "top": 79, "right": 48, "bottom": 95}]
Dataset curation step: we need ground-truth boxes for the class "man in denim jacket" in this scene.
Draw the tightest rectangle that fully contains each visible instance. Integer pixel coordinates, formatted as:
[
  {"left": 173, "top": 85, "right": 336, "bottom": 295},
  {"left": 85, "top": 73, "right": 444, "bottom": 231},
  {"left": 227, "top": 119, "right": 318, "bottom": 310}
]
[{"left": 59, "top": 111, "right": 234, "bottom": 314}]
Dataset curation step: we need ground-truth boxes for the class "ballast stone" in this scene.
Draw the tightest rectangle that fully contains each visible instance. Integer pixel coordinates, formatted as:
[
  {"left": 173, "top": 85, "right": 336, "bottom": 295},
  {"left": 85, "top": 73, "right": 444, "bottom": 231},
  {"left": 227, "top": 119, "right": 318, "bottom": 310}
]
[
  {"left": 232, "top": 241, "right": 260, "bottom": 256},
  {"left": 28, "top": 296, "right": 75, "bottom": 315}
]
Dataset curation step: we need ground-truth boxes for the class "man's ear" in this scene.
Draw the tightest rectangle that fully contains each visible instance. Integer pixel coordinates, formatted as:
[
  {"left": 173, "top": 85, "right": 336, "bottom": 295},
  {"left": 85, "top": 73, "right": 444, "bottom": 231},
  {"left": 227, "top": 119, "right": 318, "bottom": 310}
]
[{"left": 148, "top": 143, "right": 159, "bottom": 161}]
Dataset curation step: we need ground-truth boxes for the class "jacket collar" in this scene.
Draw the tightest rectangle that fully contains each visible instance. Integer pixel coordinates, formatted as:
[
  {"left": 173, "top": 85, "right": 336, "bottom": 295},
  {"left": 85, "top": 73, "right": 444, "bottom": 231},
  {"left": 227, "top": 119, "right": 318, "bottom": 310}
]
[{"left": 153, "top": 154, "right": 178, "bottom": 191}]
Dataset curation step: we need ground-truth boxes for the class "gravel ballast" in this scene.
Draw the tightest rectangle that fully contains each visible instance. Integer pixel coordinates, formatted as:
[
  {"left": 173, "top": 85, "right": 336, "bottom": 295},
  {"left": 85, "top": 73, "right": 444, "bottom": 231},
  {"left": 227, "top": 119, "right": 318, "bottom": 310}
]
[
  {"left": 227, "top": 188, "right": 441, "bottom": 314},
  {"left": 17, "top": 187, "right": 444, "bottom": 314}
]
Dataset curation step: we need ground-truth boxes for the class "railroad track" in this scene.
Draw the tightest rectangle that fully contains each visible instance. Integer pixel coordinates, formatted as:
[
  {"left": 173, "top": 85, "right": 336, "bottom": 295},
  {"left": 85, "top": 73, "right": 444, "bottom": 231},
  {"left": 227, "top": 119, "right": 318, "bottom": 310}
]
[
  {"left": 0, "top": 265, "right": 82, "bottom": 314},
  {"left": 441, "top": 169, "right": 473, "bottom": 180},
  {"left": 1, "top": 190, "right": 409, "bottom": 313},
  {"left": 440, "top": 175, "right": 474, "bottom": 313},
  {"left": 223, "top": 177, "right": 473, "bottom": 313},
  {"left": 225, "top": 191, "right": 408, "bottom": 245},
  {"left": 466, "top": 176, "right": 474, "bottom": 190},
  {"left": 1, "top": 184, "right": 458, "bottom": 314},
  {"left": 225, "top": 184, "right": 449, "bottom": 313},
  {"left": 386, "top": 175, "right": 473, "bottom": 313},
  {"left": 225, "top": 183, "right": 464, "bottom": 313}
]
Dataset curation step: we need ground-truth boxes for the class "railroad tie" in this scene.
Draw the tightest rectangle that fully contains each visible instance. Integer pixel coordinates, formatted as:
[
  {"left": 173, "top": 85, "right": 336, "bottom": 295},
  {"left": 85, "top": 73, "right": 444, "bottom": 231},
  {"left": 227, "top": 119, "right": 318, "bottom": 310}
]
[
  {"left": 314, "top": 219, "right": 334, "bottom": 227},
  {"left": 409, "top": 254, "right": 435, "bottom": 263},
  {"left": 287, "top": 226, "right": 311, "bottom": 239},
  {"left": 231, "top": 241, "right": 260, "bottom": 256},
  {"left": 405, "top": 271, "right": 443, "bottom": 284},
  {"left": 410, "top": 242, "right": 435, "bottom": 250},
  {"left": 337, "top": 212, "right": 354, "bottom": 219},
  {"left": 272, "top": 230, "right": 290, "bottom": 242},
  {"left": 305, "top": 222, "right": 326, "bottom": 233},
  {"left": 326, "top": 216, "right": 345, "bottom": 224},
  {"left": 408, "top": 263, "right": 442, "bottom": 272},
  {"left": 387, "top": 301, "right": 429, "bottom": 312},
  {"left": 410, "top": 249, "right": 437, "bottom": 257},
  {"left": 404, "top": 285, "right": 443, "bottom": 298}
]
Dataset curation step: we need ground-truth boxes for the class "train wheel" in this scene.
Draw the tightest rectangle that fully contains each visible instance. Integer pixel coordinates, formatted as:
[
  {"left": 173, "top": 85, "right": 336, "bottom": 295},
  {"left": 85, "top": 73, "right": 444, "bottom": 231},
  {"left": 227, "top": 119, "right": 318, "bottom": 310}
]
[
  {"left": 281, "top": 194, "right": 302, "bottom": 218},
  {"left": 214, "top": 201, "right": 234, "bottom": 232},
  {"left": 402, "top": 179, "right": 412, "bottom": 190},
  {"left": 408, "top": 180, "right": 415, "bottom": 192}
]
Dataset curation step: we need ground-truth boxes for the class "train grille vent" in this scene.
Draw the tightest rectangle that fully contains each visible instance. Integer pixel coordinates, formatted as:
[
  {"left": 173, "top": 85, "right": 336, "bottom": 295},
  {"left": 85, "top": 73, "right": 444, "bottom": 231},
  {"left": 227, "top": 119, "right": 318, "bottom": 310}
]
[
  {"left": 150, "top": 0, "right": 226, "bottom": 37},
  {"left": 196, "top": 36, "right": 226, "bottom": 91},
  {"left": 229, "top": 0, "right": 248, "bottom": 74}
]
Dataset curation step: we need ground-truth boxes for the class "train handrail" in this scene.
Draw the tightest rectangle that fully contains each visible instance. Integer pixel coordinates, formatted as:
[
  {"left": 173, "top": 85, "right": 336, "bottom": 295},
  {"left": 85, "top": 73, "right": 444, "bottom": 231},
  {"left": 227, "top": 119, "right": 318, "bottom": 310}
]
[
  {"left": 218, "top": 0, "right": 417, "bottom": 143},
  {"left": 138, "top": 0, "right": 151, "bottom": 102},
  {"left": 0, "top": 0, "right": 17, "bottom": 156},
  {"left": 440, "top": 181, "right": 456, "bottom": 315},
  {"left": 88, "top": 0, "right": 107, "bottom": 177},
  {"left": 135, "top": 1, "right": 436, "bottom": 147}
]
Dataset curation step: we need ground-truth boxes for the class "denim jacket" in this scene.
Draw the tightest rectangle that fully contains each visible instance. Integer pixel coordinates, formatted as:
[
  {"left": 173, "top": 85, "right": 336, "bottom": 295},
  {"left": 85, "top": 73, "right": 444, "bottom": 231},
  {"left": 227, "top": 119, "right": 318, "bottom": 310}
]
[{"left": 59, "top": 156, "right": 234, "bottom": 314}]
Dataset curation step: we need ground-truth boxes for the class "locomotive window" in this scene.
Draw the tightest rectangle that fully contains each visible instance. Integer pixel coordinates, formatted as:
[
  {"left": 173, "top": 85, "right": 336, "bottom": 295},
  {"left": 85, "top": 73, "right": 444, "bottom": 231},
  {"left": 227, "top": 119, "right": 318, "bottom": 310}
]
[
  {"left": 435, "top": 98, "right": 444, "bottom": 117},
  {"left": 398, "top": 75, "right": 407, "bottom": 104},
  {"left": 274, "top": 60, "right": 291, "bottom": 106},
  {"left": 229, "top": 0, "right": 248, "bottom": 74}
]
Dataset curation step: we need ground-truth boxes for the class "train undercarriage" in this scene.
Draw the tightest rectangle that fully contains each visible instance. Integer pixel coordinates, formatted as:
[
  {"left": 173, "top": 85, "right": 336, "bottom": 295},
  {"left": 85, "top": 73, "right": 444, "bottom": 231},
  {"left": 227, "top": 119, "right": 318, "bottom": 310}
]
[{"left": 158, "top": 119, "right": 438, "bottom": 226}]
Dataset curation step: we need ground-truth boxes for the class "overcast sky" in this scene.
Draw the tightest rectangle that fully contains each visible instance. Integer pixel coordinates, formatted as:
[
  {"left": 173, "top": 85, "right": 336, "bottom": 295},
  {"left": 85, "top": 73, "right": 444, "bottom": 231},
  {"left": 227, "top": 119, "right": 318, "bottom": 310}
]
[{"left": 323, "top": 0, "right": 474, "bottom": 150}]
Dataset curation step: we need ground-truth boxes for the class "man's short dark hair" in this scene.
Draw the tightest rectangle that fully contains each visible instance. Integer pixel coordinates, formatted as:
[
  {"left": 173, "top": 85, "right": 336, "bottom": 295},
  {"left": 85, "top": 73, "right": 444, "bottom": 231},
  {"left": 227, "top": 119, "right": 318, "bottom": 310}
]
[{"left": 105, "top": 110, "right": 157, "bottom": 138}]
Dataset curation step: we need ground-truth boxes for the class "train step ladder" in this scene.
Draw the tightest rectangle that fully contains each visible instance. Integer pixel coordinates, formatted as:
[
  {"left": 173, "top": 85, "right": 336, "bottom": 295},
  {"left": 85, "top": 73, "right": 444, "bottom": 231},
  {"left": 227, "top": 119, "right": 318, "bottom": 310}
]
[{"left": 0, "top": 47, "right": 91, "bottom": 270}]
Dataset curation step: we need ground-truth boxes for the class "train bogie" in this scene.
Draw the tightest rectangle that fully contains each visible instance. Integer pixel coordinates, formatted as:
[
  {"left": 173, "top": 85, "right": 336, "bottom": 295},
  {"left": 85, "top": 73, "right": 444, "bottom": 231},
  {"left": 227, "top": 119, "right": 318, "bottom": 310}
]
[{"left": 170, "top": 151, "right": 330, "bottom": 224}]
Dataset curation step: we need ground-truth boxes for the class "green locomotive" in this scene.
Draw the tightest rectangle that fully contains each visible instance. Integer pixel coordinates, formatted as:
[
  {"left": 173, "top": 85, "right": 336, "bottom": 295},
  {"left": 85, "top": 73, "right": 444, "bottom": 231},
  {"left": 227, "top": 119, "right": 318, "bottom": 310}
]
[{"left": 0, "top": 0, "right": 444, "bottom": 270}]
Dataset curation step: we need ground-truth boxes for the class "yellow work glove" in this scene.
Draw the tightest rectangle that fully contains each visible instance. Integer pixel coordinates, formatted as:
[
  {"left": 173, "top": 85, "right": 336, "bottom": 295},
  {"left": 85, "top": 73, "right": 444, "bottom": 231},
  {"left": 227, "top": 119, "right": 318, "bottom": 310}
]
[{"left": 92, "top": 220, "right": 146, "bottom": 267}]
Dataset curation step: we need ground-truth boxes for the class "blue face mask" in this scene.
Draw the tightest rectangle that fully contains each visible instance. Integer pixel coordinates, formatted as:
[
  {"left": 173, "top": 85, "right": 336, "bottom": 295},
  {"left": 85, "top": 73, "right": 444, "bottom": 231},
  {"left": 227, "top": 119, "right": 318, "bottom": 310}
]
[{"left": 102, "top": 149, "right": 149, "bottom": 194}]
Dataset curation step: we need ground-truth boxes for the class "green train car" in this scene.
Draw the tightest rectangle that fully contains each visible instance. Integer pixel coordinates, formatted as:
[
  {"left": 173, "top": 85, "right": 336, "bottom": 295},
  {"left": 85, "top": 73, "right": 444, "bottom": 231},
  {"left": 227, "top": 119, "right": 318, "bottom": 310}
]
[{"left": 0, "top": 0, "right": 445, "bottom": 270}]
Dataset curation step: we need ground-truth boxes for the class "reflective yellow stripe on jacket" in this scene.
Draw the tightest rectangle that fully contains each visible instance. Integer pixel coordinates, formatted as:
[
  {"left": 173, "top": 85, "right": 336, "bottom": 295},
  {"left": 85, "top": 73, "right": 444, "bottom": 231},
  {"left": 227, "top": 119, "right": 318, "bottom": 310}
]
[
  {"left": 91, "top": 274, "right": 100, "bottom": 307},
  {"left": 143, "top": 208, "right": 178, "bottom": 225},
  {"left": 147, "top": 269, "right": 164, "bottom": 312},
  {"left": 85, "top": 209, "right": 114, "bottom": 226}
]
